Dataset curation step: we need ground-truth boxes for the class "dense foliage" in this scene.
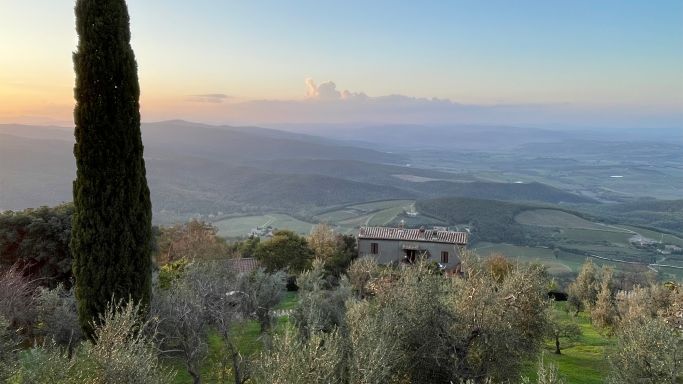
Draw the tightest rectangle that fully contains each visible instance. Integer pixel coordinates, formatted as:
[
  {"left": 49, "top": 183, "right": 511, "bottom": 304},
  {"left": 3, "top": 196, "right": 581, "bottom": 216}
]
[
  {"left": 308, "top": 224, "right": 358, "bottom": 277},
  {"left": 0, "top": 204, "right": 73, "bottom": 287},
  {"left": 155, "top": 220, "right": 229, "bottom": 264},
  {"left": 258, "top": 255, "right": 552, "bottom": 383},
  {"left": 416, "top": 197, "right": 534, "bottom": 244},
  {"left": 254, "top": 230, "right": 314, "bottom": 273},
  {"left": 71, "top": 0, "right": 153, "bottom": 337},
  {"left": 11, "top": 302, "right": 175, "bottom": 384}
]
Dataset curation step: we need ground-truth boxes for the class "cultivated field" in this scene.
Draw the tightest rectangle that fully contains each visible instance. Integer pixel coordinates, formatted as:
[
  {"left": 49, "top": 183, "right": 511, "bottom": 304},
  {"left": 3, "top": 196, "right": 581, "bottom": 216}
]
[
  {"left": 213, "top": 214, "right": 315, "bottom": 238},
  {"left": 515, "top": 209, "right": 626, "bottom": 232}
]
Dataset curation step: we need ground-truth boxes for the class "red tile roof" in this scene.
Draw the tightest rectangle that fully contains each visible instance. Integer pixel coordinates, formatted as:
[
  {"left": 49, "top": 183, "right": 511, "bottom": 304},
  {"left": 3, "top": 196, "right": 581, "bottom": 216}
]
[
  {"left": 358, "top": 226, "right": 468, "bottom": 245},
  {"left": 227, "top": 258, "right": 260, "bottom": 274}
]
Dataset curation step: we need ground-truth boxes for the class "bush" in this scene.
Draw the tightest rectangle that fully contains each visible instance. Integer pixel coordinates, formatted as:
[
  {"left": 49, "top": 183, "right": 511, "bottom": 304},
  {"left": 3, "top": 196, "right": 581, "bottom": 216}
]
[
  {"left": 0, "top": 266, "right": 36, "bottom": 335},
  {"left": 293, "top": 260, "right": 352, "bottom": 338},
  {"left": 607, "top": 317, "right": 683, "bottom": 384},
  {"left": 34, "top": 284, "right": 82, "bottom": 355},
  {"left": 11, "top": 301, "right": 175, "bottom": 383},
  {"left": 237, "top": 268, "right": 287, "bottom": 334},
  {"left": 253, "top": 327, "right": 346, "bottom": 384},
  {"left": 0, "top": 316, "right": 17, "bottom": 382}
]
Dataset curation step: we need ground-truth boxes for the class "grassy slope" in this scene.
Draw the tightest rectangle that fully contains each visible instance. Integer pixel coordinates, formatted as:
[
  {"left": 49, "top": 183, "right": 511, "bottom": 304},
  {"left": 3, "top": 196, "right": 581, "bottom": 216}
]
[
  {"left": 524, "top": 302, "right": 612, "bottom": 384},
  {"left": 169, "top": 292, "right": 299, "bottom": 383}
]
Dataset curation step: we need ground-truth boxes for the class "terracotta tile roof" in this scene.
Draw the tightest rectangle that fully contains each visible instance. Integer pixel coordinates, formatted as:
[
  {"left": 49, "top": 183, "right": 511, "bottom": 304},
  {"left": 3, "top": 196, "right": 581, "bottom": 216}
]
[
  {"left": 227, "top": 258, "right": 260, "bottom": 274},
  {"left": 358, "top": 226, "right": 468, "bottom": 245}
]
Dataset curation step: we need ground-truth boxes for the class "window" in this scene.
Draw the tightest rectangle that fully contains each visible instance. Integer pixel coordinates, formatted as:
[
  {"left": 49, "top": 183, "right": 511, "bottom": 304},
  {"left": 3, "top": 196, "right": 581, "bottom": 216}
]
[
  {"left": 370, "top": 242, "right": 379, "bottom": 255},
  {"left": 441, "top": 251, "right": 449, "bottom": 264}
]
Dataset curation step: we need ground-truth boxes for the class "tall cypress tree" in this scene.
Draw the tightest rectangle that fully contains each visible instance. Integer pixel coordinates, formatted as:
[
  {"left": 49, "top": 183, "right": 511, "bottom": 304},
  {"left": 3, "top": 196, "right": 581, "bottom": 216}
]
[{"left": 71, "top": 0, "right": 152, "bottom": 337}]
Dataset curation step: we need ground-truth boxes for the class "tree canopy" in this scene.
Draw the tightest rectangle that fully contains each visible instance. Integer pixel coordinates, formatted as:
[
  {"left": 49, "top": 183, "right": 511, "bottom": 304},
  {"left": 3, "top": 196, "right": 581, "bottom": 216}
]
[{"left": 253, "top": 230, "right": 314, "bottom": 273}]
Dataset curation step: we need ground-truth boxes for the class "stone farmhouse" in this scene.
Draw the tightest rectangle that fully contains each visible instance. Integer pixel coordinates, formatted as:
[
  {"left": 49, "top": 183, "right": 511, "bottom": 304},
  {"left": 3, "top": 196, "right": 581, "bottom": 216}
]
[{"left": 357, "top": 226, "right": 468, "bottom": 272}]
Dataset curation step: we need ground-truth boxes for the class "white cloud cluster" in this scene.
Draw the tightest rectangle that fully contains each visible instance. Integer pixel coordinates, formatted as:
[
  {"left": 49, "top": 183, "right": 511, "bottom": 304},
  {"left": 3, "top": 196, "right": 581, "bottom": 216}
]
[{"left": 305, "top": 78, "right": 367, "bottom": 101}]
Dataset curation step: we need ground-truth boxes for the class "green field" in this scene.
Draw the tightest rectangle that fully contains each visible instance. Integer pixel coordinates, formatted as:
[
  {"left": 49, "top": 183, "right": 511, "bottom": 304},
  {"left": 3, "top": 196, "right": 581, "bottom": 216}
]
[
  {"left": 475, "top": 243, "right": 577, "bottom": 275},
  {"left": 524, "top": 302, "right": 612, "bottom": 384},
  {"left": 214, "top": 214, "right": 314, "bottom": 237},
  {"left": 515, "top": 209, "right": 626, "bottom": 232},
  {"left": 214, "top": 200, "right": 416, "bottom": 238},
  {"left": 314, "top": 208, "right": 364, "bottom": 223},
  {"left": 617, "top": 225, "right": 683, "bottom": 247},
  {"left": 347, "top": 200, "right": 414, "bottom": 211}
]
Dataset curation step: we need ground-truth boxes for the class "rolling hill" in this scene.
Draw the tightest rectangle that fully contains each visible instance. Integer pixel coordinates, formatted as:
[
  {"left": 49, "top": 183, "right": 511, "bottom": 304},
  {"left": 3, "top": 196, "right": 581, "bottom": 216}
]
[{"left": 2, "top": 122, "right": 596, "bottom": 223}]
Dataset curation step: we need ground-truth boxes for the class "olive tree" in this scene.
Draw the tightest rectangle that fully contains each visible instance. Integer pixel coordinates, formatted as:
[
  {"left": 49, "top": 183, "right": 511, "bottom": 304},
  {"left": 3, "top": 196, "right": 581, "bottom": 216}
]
[
  {"left": 345, "top": 300, "right": 405, "bottom": 384},
  {"left": 293, "top": 260, "right": 352, "bottom": 338},
  {"left": 237, "top": 268, "right": 286, "bottom": 334},
  {"left": 591, "top": 270, "right": 617, "bottom": 333},
  {"left": 0, "top": 266, "right": 36, "bottom": 335},
  {"left": 152, "top": 267, "right": 210, "bottom": 384},
  {"left": 522, "top": 356, "right": 565, "bottom": 384},
  {"left": 12, "top": 301, "right": 175, "bottom": 383},
  {"left": 346, "top": 257, "right": 381, "bottom": 299},
  {"left": 34, "top": 284, "right": 82, "bottom": 356},
  {"left": 154, "top": 259, "right": 247, "bottom": 384},
  {"left": 446, "top": 259, "right": 551, "bottom": 381},
  {"left": 253, "top": 327, "right": 346, "bottom": 384},
  {"left": 546, "top": 311, "right": 581, "bottom": 354},
  {"left": 567, "top": 260, "right": 599, "bottom": 314},
  {"left": 607, "top": 317, "right": 683, "bottom": 384}
]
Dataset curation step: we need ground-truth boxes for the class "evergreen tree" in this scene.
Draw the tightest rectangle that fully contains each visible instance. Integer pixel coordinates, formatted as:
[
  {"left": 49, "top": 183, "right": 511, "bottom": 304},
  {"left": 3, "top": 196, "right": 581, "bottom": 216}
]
[{"left": 71, "top": 0, "right": 152, "bottom": 337}]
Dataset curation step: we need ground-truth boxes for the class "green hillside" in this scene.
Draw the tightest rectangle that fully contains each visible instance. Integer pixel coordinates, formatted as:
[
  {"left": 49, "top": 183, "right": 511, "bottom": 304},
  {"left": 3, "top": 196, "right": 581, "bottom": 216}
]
[
  {"left": 417, "top": 197, "right": 683, "bottom": 280},
  {"left": 411, "top": 181, "right": 596, "bottom": 203}
]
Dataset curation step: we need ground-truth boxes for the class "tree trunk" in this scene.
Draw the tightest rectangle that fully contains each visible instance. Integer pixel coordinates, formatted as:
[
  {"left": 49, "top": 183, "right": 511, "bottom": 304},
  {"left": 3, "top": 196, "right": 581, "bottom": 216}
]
[
  {"left": 555, "top": 335, "right": 561, "bottom": 354},
  {"left": 259, "top": 314, "right": 271, "bottom": 334},
  {"left": 232, "top": 350, "right": 244, "bottom": 384},
  {"left": 189, "top": 369, "right": 202, "bottom": 384}
]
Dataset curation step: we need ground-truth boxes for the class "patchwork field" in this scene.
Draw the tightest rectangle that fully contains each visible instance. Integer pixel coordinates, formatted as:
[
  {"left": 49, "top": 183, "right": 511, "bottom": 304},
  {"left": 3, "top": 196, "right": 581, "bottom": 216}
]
[
  {"left": 515, "top": 209, "right": 626, "bottom": 232},
  {"left": 213, "top": 200, "right": 417, "bottom": 238},
  {"left": 474, "top": 242, "right": 578, "bottom": 275},
  {"left": 214, "top": 214, "right": 315, "bottom": 238}
]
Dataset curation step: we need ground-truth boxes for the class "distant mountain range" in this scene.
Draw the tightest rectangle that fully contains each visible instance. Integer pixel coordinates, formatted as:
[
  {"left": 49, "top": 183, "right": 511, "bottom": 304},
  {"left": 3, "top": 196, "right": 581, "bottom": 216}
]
[{"left": 1, "top": 121, "right": 602, "bottom": 222}]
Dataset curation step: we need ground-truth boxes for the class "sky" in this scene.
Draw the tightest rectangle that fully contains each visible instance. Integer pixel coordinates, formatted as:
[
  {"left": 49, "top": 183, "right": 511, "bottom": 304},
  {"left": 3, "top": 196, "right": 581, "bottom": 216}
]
[{"left": 0, "top": 0, "right": 682, "bottom": 128}]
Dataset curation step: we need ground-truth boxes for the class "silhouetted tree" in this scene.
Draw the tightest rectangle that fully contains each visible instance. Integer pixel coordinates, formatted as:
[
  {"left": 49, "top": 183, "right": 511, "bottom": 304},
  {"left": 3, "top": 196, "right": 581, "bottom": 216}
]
[{"left": 71, "top": 0, "right": 152, "bottom": 337}]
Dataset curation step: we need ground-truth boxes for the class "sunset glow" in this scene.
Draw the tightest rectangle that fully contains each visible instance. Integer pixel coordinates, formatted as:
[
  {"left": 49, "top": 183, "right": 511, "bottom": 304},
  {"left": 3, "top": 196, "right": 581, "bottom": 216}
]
[{"left": 1, "top": 0, "right": 682, "bottom": 127}]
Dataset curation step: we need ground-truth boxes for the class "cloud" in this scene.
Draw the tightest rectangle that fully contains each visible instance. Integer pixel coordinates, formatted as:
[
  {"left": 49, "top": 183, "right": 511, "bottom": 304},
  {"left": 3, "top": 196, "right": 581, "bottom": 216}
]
[
  {"left": 305, "top": 78, "right": 339, "bottom": 100},
  {"left": 153, "top": 79, "right": 682, "bottom": 129},
  {"left": 188, "top": 93, "right": 232, "bottom": 103},
  {"left": 305, "top": 78, "right": 367, "bottom": 101}
]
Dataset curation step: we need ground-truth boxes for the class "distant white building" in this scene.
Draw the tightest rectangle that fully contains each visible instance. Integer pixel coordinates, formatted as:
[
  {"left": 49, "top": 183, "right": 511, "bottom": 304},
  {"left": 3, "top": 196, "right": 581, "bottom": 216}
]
[{"left": 249, "top": 226, "right": 274, "bottom": 238}]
